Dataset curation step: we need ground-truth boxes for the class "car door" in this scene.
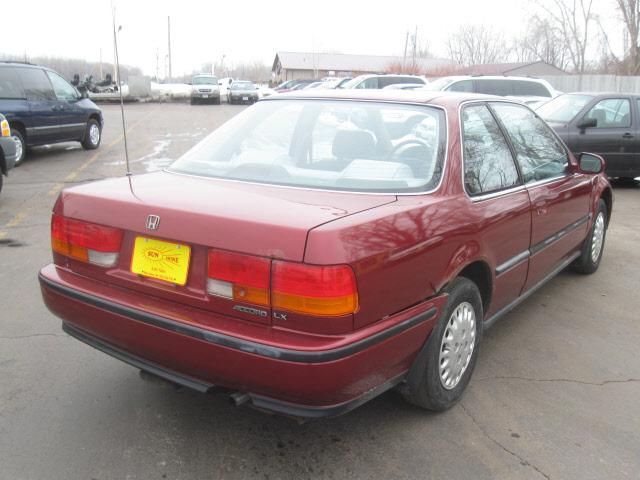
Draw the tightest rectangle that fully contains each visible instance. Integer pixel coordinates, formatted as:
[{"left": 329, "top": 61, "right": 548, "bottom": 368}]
[
  {"left": 460, "top": 102, "right": 531, "bottom": 317},
  {"left": 14, "top": 67, "right": 60, "bottom": 144},
  {"left": 573, "top": 96, "right": 637, "bottom": 177},
  {"left": 491, "top": 102, "right": 592, "bottom": 292},
  {"left": 45, "top": 70, "right": 86, "bottom": 141}
]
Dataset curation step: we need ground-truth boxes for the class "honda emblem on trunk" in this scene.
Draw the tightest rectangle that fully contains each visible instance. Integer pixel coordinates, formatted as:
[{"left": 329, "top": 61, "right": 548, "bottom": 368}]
[{"left": 145, "top": 215, "right": 161, "bottom": 230}]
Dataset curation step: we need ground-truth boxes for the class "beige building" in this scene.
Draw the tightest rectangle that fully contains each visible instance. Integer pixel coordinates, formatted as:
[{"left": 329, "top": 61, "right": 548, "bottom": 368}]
[{"left": 272, "top": 52, "right": 456, "bottom": 81}]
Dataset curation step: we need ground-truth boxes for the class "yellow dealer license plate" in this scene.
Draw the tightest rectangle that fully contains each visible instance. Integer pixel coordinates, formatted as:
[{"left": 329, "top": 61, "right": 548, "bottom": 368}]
[{"left": 131, "top": 237, "right": 191, "bottom": 286}]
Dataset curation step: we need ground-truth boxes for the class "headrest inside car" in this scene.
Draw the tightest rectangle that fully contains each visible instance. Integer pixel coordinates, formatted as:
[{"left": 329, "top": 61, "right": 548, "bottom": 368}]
[{"left": 332, "top": 129, "right": 376, "bottom": 159}]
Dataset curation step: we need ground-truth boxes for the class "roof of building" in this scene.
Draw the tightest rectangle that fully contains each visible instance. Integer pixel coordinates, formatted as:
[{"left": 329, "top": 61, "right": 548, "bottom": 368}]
[
  {"left": 273, "top": 52, "right": 455, "bottom": 74},
  {"left": 461, "top": 61, "right": 567, "bottom": 76}
]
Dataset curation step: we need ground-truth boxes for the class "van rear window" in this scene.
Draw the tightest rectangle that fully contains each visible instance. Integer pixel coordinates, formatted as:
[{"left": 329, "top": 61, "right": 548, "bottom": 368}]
[{"left": 0, "top": 68, "right": 25, "bottom": 99}]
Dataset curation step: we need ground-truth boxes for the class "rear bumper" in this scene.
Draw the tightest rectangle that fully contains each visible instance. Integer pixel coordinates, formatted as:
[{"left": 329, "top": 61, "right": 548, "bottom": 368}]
[{"left": 39, "top": 264, "right": 446, "bottom": 417}]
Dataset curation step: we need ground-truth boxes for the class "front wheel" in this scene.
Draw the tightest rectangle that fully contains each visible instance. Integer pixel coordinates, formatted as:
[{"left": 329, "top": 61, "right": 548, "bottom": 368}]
[
  {"left": 81, "top": 119, "right": 101, "bottom": 150},
  {"left": 401, "top": 277, "right": 483, "bottom": 411},
  {"left": 11, "top": 129, "right": 26, "bottom": 166},
  {"left": 571, "top": 199, "right": 608, "bottom": 274}
]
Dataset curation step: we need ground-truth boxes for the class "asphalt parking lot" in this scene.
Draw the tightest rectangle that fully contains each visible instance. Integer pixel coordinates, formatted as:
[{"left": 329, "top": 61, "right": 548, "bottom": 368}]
[{"left": 0, "top": 102, "right": 639, "bottom": 480}]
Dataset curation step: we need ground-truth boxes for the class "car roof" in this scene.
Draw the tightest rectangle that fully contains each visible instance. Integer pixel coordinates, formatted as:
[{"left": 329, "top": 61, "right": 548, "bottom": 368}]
[
  {"left": 560, "top": 91, "right": 640, "bottom": 98},
  {"left": 267, "top": 89, "right": 515, "bottom": 107}
]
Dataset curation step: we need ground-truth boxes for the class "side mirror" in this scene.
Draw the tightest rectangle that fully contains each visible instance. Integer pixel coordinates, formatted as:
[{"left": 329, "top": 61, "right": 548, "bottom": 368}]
[
  {"left": 578, "top": 152, "right": 605, "bottom": 174},
  {"left": 577, "top": 117, "right": 597, "bottom": 130}
]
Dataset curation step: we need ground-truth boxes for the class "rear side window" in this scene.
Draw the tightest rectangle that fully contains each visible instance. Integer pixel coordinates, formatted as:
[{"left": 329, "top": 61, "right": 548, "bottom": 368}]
[
  {"left": 0, "top": 67, "right": 25, "bottom": 99},
  {"left": 512, "top": 80, "right": 551, "bottom": 97},
  {"left": 476, "top": 79, "right": 512, "bottom": 96},
  {"left": 462, "top": 104, "right": 520, "bottom": 195},
  {"left": 491, "top": 102, "right": 568, "bottom": 182},
  {"left": 15, "top": 68, "right": 55, "bottom": 101},
  {"left": 447, "top": 80, "right": 473, "bottom": 92}
]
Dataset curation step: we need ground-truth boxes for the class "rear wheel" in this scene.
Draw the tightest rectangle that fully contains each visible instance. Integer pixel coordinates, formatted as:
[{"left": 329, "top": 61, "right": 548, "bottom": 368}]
[
  {"left": 401, "top": 277, "right": 483, "bottom": 411},
  {"left": 571, "top": 199, "right": 608, "bottom": 274},
  {"left": 81, "top": 119, "right": 101, "bottom": 150},
  {"left": 11, "top": 129, "right": 26, "bottom": 166}
]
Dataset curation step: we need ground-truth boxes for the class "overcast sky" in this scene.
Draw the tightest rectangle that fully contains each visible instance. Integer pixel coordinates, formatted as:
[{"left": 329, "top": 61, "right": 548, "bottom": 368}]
[{"left": 6, "top": 0, "right": 622, "bottom": 77}]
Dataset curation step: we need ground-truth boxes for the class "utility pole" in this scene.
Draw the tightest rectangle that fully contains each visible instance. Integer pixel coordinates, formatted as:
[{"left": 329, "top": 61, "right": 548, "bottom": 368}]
[
  {"left": 167, "top": 16, "right": 172, "bottom": 82},
  {"left": 412, "top": 25, "right": 418, "bottom": 69},
  {"left": 402, "top": 31, "right": 409, "bottom": 71}
]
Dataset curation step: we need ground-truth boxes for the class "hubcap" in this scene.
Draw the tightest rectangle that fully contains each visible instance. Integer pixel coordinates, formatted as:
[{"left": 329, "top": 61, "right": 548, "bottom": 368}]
[
  {"left": 591, "top": 212, "right": 605, "bottom": 263},
  {"left": 12, "top": 135, "right": 23, "bottom": 163},
  {"left": 439, "top": 301, "right": 476, "bottom": 390},
  {"left": 89, "top": 124, "right": 100, "bottom": 145}
]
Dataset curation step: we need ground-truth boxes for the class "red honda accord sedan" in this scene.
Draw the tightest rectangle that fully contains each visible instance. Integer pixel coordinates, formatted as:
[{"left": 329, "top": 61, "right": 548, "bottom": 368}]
[{"left": 39, "top": 90, "right": 612, "bottom": 418}]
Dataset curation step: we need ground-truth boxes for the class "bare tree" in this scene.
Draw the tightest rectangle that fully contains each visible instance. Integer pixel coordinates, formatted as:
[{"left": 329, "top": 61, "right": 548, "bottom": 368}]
[
  {"left": 513, "top": 16, "right": 571, "bottom": 70},
  {"left": 446, "top": 25, "right": 511, "bottom": 67},
  {"left": 612, "top": 0, "right": 640, "bottom": 73},
  {"left": 538, "top": 0, "right": 595, "bottom": 73}
]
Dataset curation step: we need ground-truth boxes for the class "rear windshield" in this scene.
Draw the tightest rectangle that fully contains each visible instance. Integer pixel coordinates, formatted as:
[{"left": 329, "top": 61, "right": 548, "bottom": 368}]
[
  {"left": 169, "top": 99, "right": 447, "bottom": 193},
  {"left": 193, "top": 76, "right": 218, "bottom": 85}
]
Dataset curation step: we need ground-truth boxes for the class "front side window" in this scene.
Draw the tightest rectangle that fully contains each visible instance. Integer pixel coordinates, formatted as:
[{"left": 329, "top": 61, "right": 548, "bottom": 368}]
[
  {"left": 447, "top": 80, "right": 473, "bottom": 92},
  {"left": 491, "top": 102, "right": 568, "bottom": 182},
  {"left": 584, "top": 98, "right": 631, "bottom": 128},
  {"left": 462, "top": 104, "right": 520, "bottom": 195},
  {"left": 537, "top": 94, "right": 593, "bottom": 123},
  {"left": 46, "top": 71, "right": 78, "bottom": 101},
  {"left": 170, "top": 99, "right": 446, "bottom": 193},
  {"left": 15, "top": 68, "right": 55, "bottom": 101},
  {"left": 355, "top": 77, "right": 379, "bottom": 89}
]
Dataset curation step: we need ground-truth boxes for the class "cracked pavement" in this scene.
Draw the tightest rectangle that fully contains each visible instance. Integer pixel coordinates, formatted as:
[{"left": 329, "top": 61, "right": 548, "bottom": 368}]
[{"left": 1, "top": 103, "right": 639, "bottom": 480}]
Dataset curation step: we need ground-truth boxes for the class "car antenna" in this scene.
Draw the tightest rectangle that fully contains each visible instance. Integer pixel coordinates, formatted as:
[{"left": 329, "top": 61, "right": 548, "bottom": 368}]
[{"left": 111, "top": 1, "right": 131, "bottom": 176}]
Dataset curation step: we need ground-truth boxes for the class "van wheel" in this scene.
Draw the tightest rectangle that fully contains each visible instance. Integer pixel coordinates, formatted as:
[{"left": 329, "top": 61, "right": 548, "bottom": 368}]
[
  {"left": 401, "top": 277, "right": 483, "bottom": 411},
  {"left": 11, "top": 129, "right": 26, "bottom": 166},
  {"left": 81, "top": 119, "right": 101, "bottom": 150},
  {"left": 571, "top": 199, "right": 607, "bottom": 274}
]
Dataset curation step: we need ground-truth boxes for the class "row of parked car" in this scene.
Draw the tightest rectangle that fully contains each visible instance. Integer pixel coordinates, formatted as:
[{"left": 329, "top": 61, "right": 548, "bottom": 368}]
[
  {"left": 1, "top": 61, "right": 638, "bottom": 194},
  {"left": 269, "top": 74, "right": 639, "bottom": 180}
]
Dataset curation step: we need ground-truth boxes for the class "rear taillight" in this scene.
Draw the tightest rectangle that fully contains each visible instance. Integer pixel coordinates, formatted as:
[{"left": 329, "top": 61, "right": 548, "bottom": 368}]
[
  {"left": 272, "top": 262, "right": 358, "bottom": 316},
  {"left": 207, "top": 250, "right": 270, "bottom": 306},
  {"left": 207, "top": 249, "right": 358, "bottom": 317},
  {"left": 51, "top": 214, "right": 123, "bottom": 267}
]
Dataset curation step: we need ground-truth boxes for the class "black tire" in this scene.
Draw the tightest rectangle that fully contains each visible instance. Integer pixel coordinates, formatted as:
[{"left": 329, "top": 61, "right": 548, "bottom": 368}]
[
  {"left": 81, "top": 119, "right": 101, "bottom": 150},
  {"left": 190, "top": 97, "right": 196, "bottom": 105},
  {"left": 11, "top": 128, "right": 26, "bottom": 166},
  {"left": 0, "top": 173, "right": 3, "bottom": 194},
  {"left": 401, "top": 277, "right": 483, "bottom": 411},
  {"left": 571, "top": 199, "right": 608, "bottom": 274},
  {"left": 214, "top": 96, "right": 221, "bottom": 105}
]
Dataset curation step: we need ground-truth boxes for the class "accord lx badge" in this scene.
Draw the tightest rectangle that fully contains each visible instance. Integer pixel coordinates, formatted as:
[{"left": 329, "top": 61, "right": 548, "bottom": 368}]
[
  {"left": 145, "top": 214, "right": 161, "bottom": 230},
  {"left": 233, "top": 305, "right": 268, "bottom": 317}
]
